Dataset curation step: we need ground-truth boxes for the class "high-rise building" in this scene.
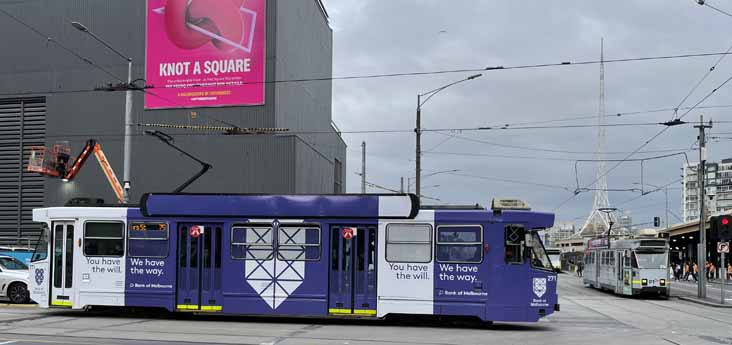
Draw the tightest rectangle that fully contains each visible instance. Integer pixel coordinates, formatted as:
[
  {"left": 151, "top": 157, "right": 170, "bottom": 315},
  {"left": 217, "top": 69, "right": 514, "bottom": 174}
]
[
  {"left": 683, "top": 159, "right": 732, "bottom": 222},
  {"left": 617, "top": 214, "right": 633, "bottom": 234},
  {"left": 544, "top": 222, "right": 576, "bottom": 248}
]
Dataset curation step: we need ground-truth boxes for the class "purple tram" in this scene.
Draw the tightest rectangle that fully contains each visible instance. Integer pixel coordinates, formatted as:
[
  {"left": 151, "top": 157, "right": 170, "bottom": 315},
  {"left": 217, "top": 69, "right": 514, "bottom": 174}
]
[{"left": 28, "top": 193, "right": 558, "bottom": 323}]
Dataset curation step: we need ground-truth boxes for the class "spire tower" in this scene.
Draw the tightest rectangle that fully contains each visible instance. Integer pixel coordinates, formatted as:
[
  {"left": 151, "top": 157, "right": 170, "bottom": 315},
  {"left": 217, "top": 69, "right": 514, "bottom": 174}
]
[{"left": 578, "top": 38, "right": 615, "bottom": 237}]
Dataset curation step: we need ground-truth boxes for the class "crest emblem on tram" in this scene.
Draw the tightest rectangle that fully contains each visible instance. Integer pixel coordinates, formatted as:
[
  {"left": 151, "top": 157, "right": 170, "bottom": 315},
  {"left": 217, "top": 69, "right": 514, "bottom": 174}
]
[
  {"left": 244, "top": 220, "right": 306, "bottom": 309},
  {"left": 35, "top": 268, "right": 44, "bottom": 285},
  {"left": 533, "top": 277, "right": 547, "bottom": 298}
]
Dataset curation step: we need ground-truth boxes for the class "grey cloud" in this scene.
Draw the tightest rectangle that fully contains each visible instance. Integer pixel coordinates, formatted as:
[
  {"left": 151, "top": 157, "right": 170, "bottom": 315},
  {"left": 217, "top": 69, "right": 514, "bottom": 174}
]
[{"left": 327, "top": 0, "right": 732, "bottom": 227}]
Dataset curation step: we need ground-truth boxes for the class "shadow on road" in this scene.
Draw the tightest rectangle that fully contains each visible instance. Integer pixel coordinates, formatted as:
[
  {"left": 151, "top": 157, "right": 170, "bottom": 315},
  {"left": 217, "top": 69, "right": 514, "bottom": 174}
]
[{"left": 44, "top": 307, "right": 551, "bottom": 331}]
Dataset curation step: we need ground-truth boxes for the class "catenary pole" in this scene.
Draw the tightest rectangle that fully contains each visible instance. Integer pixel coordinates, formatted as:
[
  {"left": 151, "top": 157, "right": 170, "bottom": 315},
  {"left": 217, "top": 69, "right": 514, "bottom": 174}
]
[
  {"left": 695, "top": 115, "right": 712, "bottom": 299},
  {"left": 361, "top": 141, "right": 366, "bottom": 194}
]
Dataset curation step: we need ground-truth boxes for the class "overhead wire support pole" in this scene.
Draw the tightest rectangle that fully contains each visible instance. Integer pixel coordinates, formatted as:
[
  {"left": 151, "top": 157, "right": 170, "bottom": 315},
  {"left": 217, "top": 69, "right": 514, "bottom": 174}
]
[
  {"left": 71, "top": 21, "right": 134, "bottom": 204},
  {"left": 695, "top": 115, "right": 713, "bottom": 299},
  {"left": 415, "top": 74, "right": 482, "bottom": 198},
  {"left": 361, "top": 141, "right": 366, "bottom": 194}
]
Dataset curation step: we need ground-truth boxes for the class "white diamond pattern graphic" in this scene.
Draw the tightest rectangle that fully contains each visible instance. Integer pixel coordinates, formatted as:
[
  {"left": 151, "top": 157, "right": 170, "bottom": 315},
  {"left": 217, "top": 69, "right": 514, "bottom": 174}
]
[{"left": 245, "top": 224, "right": 307, "bottom": 309}]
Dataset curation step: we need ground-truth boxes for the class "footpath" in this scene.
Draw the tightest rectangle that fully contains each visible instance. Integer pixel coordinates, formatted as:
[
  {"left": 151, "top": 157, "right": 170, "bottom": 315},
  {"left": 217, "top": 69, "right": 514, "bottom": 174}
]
[{"left": 671, "top": 279, "right": 732, "bottom": 308}]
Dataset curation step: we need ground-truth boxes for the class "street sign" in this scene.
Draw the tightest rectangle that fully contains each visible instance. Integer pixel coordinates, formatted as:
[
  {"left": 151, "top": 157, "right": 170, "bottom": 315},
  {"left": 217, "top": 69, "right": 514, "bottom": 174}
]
[
  {"left": 190, "top": 225, "right": 204, "bottom": 238},
  {"left": 718, "top": 242, "right": 730, "bottom": 254},
  {"left": 342, "top": 227, "right": 355, "bottom": 240}
]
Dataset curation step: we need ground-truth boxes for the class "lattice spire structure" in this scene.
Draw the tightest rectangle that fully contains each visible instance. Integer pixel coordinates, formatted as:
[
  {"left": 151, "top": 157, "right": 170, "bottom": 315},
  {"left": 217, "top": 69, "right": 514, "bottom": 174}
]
[{"left": 578, "top": 38, "right": 616, "bottom": 238}]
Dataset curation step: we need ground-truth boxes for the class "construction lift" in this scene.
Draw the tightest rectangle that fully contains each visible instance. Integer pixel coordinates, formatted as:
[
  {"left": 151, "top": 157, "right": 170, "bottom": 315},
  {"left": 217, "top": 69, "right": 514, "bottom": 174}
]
[{"left": 28, "top": 140, "right": 125, "bottom": 204}]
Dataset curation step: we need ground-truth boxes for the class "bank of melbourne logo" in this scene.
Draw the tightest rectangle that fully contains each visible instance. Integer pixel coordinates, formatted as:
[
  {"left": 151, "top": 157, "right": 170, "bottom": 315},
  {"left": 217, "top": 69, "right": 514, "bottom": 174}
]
[
  {"left": 244, "top": 222, "right": 305, "bottom": 309},
  {"left": 34, "top": 268, "right": 44, "bottom": 285},
  {"left": 533, "top": 277, "right": 547, "bottom": 298}
]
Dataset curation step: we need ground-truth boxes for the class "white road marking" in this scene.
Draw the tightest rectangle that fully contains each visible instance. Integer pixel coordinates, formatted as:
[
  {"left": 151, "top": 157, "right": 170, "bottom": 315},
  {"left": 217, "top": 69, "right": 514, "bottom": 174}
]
[{"left": 0, "top": 341, "right": 17, "bottom": 345}]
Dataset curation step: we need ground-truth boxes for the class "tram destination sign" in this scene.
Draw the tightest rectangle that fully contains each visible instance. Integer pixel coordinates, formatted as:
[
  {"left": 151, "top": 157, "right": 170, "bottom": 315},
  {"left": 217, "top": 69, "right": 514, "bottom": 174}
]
[
  {"left": 587, "top": 237, "right": 610, "bottom": 249},
  {"left": 130, "top": 222, "right": 168, "bottom": 232}
]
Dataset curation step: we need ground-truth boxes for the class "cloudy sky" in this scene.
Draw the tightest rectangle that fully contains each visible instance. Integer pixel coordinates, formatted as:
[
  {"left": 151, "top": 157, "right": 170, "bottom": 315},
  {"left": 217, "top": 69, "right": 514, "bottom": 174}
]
[{"left": 323, "top": 0, "right": 732, "bottom": 229}]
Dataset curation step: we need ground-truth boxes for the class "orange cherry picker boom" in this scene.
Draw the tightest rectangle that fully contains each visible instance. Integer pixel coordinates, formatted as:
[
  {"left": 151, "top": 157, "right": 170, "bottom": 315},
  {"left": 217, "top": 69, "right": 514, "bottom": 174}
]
[{"left": 28, "top": 140, "right": 125, "bottom": 203}]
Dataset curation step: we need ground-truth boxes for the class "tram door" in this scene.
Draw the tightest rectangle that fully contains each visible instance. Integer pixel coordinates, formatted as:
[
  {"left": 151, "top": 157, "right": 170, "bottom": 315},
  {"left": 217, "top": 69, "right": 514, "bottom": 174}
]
[
  {"left": 329, "top": 226, "right": 377, "bottom": 316},
  {"left": 622, "top": 250, "right": 633, "bottom": 295},
  {"left": 176, "top": 223, "right": 223, "bottom": 311},
  {"left": 50, "top": 222, "right": 74, "bottom": 307}
]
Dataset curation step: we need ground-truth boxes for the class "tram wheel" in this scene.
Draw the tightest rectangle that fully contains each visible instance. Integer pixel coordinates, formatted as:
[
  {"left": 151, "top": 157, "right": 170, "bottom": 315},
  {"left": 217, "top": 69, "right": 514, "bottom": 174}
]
[{"left": 8, "top": 282, "right": 29, "bottom": 304}]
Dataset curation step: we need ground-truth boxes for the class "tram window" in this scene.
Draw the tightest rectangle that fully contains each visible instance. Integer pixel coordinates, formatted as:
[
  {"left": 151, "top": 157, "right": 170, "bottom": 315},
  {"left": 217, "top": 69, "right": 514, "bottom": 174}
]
[
  {"left": 528, "top": 232, "right": 552, "bottom": 270},
  {"left": 53, "top": 225, "right": 63, "bottom": 288},
  {"left": 504, "top": 225, "right": 524, "bottom": 264},
  {"left": 84, "top": 222, "right": 124, "bottom": 257},
  {"left": 215, "top": 227, "right": 222, "bottom": 268},
  {"left": 277, "top": 225, "right": 321, "bottom": 261},
  {"left": 31, "top": 223, "right": 49, "bottom": 262},
  {"left": 128, "top": 222, "right": 169, "bottom": 258},
  {"left": 231, "top": 225, "right": 274, "bottom": 260},
  {"left": 385, "top": 224, "right": 432, "bottom": 263},
  {"left": 436, "top": 225, "right": 483, "bottom": 263}
]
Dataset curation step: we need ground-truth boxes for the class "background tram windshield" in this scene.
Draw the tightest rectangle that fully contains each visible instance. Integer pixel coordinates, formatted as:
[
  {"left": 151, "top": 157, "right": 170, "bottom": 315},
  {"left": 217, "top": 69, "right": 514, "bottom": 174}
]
[{"left": 634, "top": 252, "right": 666, "bottom": 269}]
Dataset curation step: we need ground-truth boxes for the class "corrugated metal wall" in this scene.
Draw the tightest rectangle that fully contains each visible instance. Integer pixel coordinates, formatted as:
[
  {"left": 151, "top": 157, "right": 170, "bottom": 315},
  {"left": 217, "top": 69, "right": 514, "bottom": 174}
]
[{"left": 0, "top": 98, "right": 45, "bottom": 246}]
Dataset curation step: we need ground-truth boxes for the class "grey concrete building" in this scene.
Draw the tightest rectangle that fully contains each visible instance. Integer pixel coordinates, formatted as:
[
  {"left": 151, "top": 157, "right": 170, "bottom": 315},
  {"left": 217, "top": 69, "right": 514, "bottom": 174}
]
[{"left": 0, "top": 0, "right": 345, "bottom": 244}]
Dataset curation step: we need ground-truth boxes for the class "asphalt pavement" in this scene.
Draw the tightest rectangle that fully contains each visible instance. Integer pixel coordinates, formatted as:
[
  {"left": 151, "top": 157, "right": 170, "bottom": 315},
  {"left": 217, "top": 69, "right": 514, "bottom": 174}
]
[{"left": 0, "top": 276, "right": 730, "bottom": 345}]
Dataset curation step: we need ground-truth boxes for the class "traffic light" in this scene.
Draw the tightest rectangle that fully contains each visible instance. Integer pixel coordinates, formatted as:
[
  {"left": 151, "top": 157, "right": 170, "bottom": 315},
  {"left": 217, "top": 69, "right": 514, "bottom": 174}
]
[
  {"left": 714, "top": 215, "right": 732, "bottom": 241},
  {"left": 653, "top": 216, "right": 660, "bottom": 227}
]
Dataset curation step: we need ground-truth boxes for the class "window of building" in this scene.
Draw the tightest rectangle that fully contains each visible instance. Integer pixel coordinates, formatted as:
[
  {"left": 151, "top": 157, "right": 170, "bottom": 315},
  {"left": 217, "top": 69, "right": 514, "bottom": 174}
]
[
  {"left": 84, "top": 222, "right": 124, "bottom": 257},
  {"left": 436, "top": 225, "right": 483, "bottom": 263},
  {"left": 505, "top": 225, "right": 525, "bottom": 264},
  {"left": 277, "top": 225, "right": 321, "bottom": 261},
  {"left": 231, "top": 225, "right": 273, "bottom": 260},
  {"left": 385, "top": 224, "right": 432, "bottom": 263},
  {"left": 128, "top": 222, "right": 169, "bottom": 258}
]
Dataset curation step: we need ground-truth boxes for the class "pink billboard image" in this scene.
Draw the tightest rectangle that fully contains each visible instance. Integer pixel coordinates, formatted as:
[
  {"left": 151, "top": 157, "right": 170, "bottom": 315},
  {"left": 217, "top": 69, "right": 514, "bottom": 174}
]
[{"left": 145, "top": 0, "right": 266, "bottom": 109}]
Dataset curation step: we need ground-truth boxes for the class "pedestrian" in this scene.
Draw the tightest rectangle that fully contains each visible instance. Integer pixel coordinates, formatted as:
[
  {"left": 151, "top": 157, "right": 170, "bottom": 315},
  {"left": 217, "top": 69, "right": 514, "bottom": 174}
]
[
  {"left": 669, "top": 266, "right": 675, "bottom": 281},
  {"left": 675, "top": 262, "right": 682, "bottom": 281},
  {"left": 727, "top": 262, "right": 732, "bottom": 281},
  {"left": 683, "top": 262, "right": 690, "bottom": 280},
  {"left": 577, "top": 261, "right": 584, "bottom": 277},
  {"left": 710, "top": 262, "right": 717, "bottom": 281},
  {"left": 693, "top": 262, "right": 699, "bottom": 282}
]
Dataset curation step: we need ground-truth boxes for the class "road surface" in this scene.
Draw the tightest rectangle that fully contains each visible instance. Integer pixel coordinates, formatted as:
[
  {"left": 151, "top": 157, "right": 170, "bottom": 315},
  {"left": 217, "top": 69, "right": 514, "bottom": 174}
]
[{"left": 0, "top": 275, "right": 730, "bottom": 345}]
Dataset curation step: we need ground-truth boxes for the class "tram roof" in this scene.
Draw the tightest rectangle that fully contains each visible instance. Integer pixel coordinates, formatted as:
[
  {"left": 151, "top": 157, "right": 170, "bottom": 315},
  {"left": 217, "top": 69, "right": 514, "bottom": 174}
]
[{"left": 141, "top": 193, "right": 420, "bottom": 219}]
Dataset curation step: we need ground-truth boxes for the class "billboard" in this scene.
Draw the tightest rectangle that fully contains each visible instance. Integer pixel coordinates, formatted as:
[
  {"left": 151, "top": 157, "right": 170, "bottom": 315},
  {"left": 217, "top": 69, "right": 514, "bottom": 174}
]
[{"left": 145, "top": 0, "right": 266, "bottom": 109}]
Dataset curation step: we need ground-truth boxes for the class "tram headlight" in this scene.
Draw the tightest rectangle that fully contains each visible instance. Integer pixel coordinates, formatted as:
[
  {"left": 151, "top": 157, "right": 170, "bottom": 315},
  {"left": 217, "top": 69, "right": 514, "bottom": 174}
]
[
  {"left": 660, "top": 279, "right": 666, "bottom": 286},
  {"left": 641, "top": 279, "right": 648, "bottom": 286}
]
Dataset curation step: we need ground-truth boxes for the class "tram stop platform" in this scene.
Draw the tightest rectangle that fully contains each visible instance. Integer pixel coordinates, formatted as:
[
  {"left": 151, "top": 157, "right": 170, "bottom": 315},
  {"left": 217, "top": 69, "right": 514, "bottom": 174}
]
[{"left": 671, "top": 280, "right": 732, "bottom": 308}]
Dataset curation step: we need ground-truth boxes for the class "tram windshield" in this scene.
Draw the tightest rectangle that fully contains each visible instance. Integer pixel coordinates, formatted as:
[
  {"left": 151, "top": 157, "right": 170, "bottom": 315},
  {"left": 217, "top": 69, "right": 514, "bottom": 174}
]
[
  {"left": 529, "top": 232, "right": 553, "bottom": 270},
  {"left": 634, "top": 251, "right": 667, "bottom": 269},
  {"left": 31, "top": 223, "right": 49, "bottom": 262}
]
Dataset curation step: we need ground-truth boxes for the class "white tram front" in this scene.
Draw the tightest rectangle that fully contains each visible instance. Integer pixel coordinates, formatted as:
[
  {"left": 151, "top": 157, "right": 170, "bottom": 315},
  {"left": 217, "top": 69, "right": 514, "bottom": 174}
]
[{"left": 583, "top": 236, "right": 669, "bottom": 298}]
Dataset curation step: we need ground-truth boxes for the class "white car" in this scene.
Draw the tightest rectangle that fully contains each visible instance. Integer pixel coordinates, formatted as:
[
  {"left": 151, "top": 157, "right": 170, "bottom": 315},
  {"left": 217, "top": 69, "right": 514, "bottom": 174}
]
[{"left": 0, "top": 255, "right": 30, "bottom": 304}]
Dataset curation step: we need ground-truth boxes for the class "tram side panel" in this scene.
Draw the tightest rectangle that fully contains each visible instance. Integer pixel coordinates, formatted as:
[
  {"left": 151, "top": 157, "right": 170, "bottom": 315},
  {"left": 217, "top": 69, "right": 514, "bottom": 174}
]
[
  {"left": 486, "top": 222, "right": 558, "bottom": 322},
  {"left": 376, "top": 211, "right": 436, "bottom": 318},
  {"left": 77, "top": 219, "right": 127, "bottom": 308},
  {"left": 432, "top": 217, "right": 491, "bottom": 320},
  {"left": 216, "top": 220, "right": 331, "bottom": 316},
  {"left": 124, "top": 210, "right": 177, "bottom": 311},
  {"left": 30, "top": 208, "right": 129, "bottom": 310}
]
